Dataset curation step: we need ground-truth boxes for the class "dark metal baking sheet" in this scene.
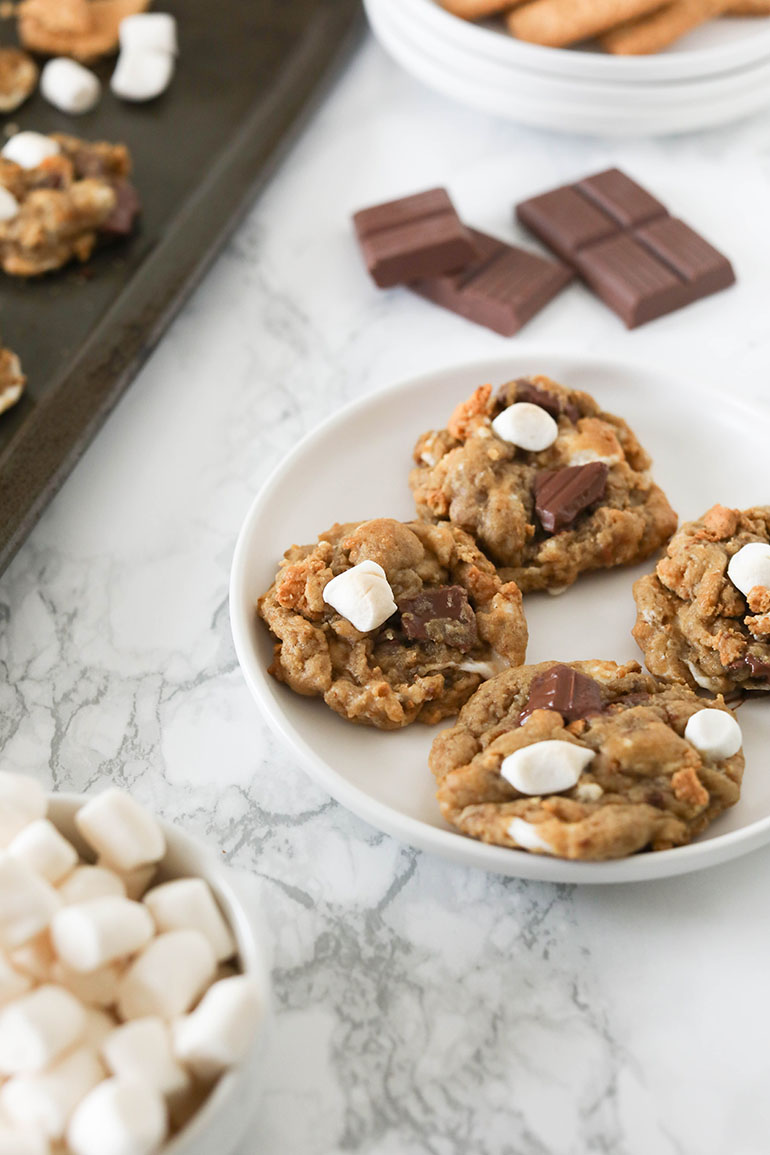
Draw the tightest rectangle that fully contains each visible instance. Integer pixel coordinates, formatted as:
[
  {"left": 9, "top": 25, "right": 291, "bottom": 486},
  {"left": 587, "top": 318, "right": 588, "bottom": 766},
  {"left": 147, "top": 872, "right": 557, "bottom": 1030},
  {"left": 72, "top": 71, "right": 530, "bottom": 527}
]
[{"left": 0, "top": 0, "right": 362, "bottom": 572}]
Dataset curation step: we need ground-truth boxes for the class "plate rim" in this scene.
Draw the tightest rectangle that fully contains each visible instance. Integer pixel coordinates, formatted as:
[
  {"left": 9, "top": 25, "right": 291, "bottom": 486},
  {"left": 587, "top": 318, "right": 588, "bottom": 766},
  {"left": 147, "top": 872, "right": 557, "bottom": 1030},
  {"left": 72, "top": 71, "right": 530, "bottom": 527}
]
[{"left": 230, "top": 350, "right": 770, "bottom": 885}]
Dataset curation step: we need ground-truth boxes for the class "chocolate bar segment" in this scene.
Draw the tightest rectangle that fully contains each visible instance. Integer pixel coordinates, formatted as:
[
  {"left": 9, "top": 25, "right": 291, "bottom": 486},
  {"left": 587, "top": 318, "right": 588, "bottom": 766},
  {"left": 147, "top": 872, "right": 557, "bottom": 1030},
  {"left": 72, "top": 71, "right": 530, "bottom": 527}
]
[
  {"left": 397, "top": 585, "right": 477, "bottom": 652},
  {"left": 409, "top": 228, "right": 572, "bottom": 337},
  {"left": 516, "top": 168, "right": 735, "bottom": 328},
  {"left": 518, "top": 665, "right": 604, "bottom": 726},
  {"left": 534, "top": 462, "right": 609, "bottom": 534},
  {"left": 353, "top": 188, "right": 477, "bottom": 289}
]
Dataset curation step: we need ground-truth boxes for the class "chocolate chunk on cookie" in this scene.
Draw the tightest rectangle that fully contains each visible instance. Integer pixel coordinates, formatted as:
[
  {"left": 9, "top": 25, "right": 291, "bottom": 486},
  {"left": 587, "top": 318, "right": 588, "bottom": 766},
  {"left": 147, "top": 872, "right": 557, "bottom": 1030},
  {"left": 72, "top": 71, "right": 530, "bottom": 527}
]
[
  {"left": 410, "top": 374, "right": 677, "bottom": 592},
  {"left": 633, "top": 504, "right": 770, "bottom": 695},
  {"left": 430, "top": 660, "right": 744, "bottom": 861},
  {"left": 258, "top": 518, "right": 528, "bottom": 730}
]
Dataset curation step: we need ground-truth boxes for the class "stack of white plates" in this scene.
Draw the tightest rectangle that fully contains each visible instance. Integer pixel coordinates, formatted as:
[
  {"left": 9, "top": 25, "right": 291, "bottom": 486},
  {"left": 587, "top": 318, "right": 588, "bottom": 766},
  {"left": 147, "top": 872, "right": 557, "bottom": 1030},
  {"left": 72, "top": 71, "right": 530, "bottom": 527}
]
[{"left": 364, "top": 0, "right": 770, "bottom": 135}]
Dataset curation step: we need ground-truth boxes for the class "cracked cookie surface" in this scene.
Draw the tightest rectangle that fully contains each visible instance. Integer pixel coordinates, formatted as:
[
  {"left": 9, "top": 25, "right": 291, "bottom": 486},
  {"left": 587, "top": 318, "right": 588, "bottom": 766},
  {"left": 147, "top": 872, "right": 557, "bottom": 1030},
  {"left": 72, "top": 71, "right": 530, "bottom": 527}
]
[
  {"left": 633, "top": 504, "right": 770, "bottom": 694},
  {"left": 258, "top": 518, "right": 528, "bottom": 730},
  {"left": 430, "top": 659, "right": 743, "bottom": 860},
  {"left": 410, "top": 375, "right": 677, "bottom": 592},
  {"left": 0, "top": 132, "right": 138, "bottom": 276}
]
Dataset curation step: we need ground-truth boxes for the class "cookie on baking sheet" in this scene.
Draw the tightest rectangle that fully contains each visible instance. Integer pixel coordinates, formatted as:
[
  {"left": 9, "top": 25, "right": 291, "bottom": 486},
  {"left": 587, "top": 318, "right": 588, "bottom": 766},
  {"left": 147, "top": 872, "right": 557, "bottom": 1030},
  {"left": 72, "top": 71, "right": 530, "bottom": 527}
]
[
  {"left": 0, "top": 132, "right": 139, "bottom": 276},
  {"left": 430, "top": 660, "right": 744, "bottom": 860},
  {"left": 258, "top": 518, "right": 528, "bottom": 730},
  {"left": 410, "top": 374, "right": 677, "bottom": 592},
  {"left": 0, "top": 342, "right": 26, "bottom": 416},
  {"left": 633, "top": 504, "right": 770, "bottom": 695},
  {"left": 0, "top": 47, "right": 38, "bottom": 113}
]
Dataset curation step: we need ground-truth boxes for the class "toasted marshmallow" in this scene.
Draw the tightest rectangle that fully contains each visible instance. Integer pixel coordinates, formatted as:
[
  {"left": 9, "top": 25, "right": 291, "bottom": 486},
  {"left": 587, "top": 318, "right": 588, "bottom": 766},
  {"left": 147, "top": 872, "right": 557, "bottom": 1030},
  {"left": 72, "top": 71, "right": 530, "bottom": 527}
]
[
  {"left": 492, "top": 402, "right": 558, "bottom": 452},
  {"left": 1, "top": 133, "right": 59, "bottom": 170},
  {"left": 684, "top": 709, "right": 742, "bottom": 760},
  {"left": 40, "top": 58, "right": 100, "bottom": 115},
  {"left": 500, "top": 740, "right": 594, "bottom": 796},
  {"left": 322, "top": 561, "right": 397, "bottom": 633},
  {"left": 727, "top": 542, "right": 770, "bottom": 598}
]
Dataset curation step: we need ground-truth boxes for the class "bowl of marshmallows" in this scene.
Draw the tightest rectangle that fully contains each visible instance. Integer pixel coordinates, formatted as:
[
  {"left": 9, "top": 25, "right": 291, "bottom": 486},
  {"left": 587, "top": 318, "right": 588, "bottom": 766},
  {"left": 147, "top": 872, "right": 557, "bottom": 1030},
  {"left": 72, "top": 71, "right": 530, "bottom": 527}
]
[{"left": 0, "top": 772, "right": 271, "bottom": 1155}]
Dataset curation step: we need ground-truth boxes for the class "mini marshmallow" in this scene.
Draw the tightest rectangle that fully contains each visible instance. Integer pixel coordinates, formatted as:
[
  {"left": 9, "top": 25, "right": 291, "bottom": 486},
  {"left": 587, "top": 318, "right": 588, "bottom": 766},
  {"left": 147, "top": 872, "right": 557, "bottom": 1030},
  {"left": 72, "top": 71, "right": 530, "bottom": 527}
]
[
  {"left": 0, "top": 857, "right": 60, "bottom": 950},
  {"left": 322, "top": 561, "right": 397, "bottom": 633},
  {"left": 66, "top": 1077, "right": 168, "bottom": 1155},
  {"left": 40, "top": 58, "right": 100, "bottom": 115},
  {"left": 52, "top": 960, "right": 123, "bottom": 1009},
  {"left": 0, "top": 187, "right": 19, "bottom": 223},
  {"left": 143, "top": 878, "right": 235, "bottom": 962},
  {"left": 0, "top": 773, "right": 47, "bottom": 847},
  {"left": 727, "top": 542, "right": 770, "bottom": 598},
  {"left": 508, "top": 817, "right": 556, "bottom": 855},
  {"left": 75, "top": 791, "right": 165, "bottom": 874},
  {"left": 171, "top": 975, "right": 261, "bottom": 1081},
  {"left": 117, "top": 930, "right": 216, "bottom": 1022},
  {"left": 0, "top": 1045, "right": 104, "bottom": 1139},
  {"left": 10, "top": 934, "right": 55, "bottom": 983},
  {"left": 0, "top": 985, "right": 85, "bottom": 1075},
  {"left": 119, "top": 13, "right": 178, "bottom": 54},
  {"left": 500, "top": 740, "right": 595, "bottom": 796},
  {"left": 8, "top": 820, "right": 79, "bottom": 885},
  {"left": 51, "top": 897, "right": 154, "bottom": 973},
  {"left": 111, "top": 50, "right": 175, "bottom": 102},
  {"left": 491, "top": 402, "right": 558, "bottom": 452},
  {"left": 58, "top": 865, "right": 126, "bottom": 906},
  {"left": 81, "top": 1007, "right": 117, "bottom": 1051},
  {"left": 0, "top": 952, "right": 32, "bottom": 1007},
  {"left": 685, "top": 709, "right": 742, "bottom": 760},
  {"left": 0, "top": 1120, "right": 50, "bottom": 1155},
  {"left": 102, "top": 1018, "right": 189, "bottom": 1101},
  {"left": 0, "top": 133, "right": 59, "bottom": 170}
]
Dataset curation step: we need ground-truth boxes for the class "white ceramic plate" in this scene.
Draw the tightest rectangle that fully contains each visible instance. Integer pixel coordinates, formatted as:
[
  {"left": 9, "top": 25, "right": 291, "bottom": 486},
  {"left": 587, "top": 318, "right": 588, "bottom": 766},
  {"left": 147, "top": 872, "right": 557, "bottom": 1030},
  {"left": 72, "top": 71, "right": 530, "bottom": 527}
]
[
  {"left": 404, "top": 0, "right": 770, "bottom": 80},
  {"left": 230, "top": 354, "right": 770, "bottom": 884},
  {"left": 367, "top": 0, "right": 770, "bottom": 134}
]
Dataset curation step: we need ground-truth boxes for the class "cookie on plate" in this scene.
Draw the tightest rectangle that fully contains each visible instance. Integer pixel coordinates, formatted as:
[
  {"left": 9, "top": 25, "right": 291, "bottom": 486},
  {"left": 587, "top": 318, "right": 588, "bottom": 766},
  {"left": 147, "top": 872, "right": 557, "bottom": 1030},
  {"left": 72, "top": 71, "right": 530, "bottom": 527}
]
[
  {"left": 430, "top": 660, "right": 743, "bottom": 860},
  {"left": 0, "top": 132, "right": 140, "bottom": 276},
  {"left": 0, "top": 342, "right": 26, "bottom": 416},
  {"left": 410, "top": 374, "right": 677, "bottom": 591},
  {"left": 258, "top": 517, "right": 528, "bottom": 730},
  {"left": 633, "top": 504, "right": 770, "bottom": 694}
]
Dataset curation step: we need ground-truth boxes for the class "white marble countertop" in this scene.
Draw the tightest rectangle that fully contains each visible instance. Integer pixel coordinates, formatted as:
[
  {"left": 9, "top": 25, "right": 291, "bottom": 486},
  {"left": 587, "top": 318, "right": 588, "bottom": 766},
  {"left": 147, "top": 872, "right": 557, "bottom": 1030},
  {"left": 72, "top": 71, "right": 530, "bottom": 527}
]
[{"left": 3, "top": 30, "right": 770, "bottom": 1155}]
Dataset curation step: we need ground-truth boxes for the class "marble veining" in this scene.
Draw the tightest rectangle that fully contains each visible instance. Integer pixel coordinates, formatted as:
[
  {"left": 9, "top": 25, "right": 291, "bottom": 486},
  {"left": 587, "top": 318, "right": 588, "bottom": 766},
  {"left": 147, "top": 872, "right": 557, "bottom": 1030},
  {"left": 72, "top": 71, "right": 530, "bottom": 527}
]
[{"left": 2, "top": 32, "right": 770, "bottom": 1155}]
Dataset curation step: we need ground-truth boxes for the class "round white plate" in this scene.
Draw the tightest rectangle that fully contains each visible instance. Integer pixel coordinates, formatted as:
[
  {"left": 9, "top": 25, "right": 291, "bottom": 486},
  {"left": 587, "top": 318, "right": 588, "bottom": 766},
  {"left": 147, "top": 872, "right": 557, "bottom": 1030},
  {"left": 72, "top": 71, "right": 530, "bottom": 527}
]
[
  {"left": 403, "top": 0, "right": 770, "bottom": 81},
  {"left": 230, "top": 353, "right": 770, "bottom": 884},
  {"left": 367, "top": 0, "right": 770, "bottom": 134}
]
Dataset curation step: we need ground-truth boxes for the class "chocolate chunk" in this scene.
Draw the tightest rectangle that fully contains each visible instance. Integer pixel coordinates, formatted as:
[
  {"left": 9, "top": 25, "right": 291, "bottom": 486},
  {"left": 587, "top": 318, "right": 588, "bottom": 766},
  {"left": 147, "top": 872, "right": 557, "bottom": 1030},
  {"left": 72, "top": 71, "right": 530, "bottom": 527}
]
[
  {"left": 519, "top": 664, "right": 604, "bottom": 725},
  {"left": 513, "top": 379, "right": 580, "bottom": 424},
  {"left": 534, "top": 462, "right": 609, "bottom": 534},
  {"left": 352, "top": 188, "right": 477, "bottom": 289},
  {"left": 100, "top": 181, "right": 141, "bottom": 238},
  {"left": 397, "top": 585, "right": 477, "bottom": 653},
  {"left": 729, "top": 654, "right": 770, "bottom": 682},
  {"left": 410, "top": 229, "right": 572, "bottom": 337},
  {"left": 516, "top": 168, "right": 735, "bottom": 328}
]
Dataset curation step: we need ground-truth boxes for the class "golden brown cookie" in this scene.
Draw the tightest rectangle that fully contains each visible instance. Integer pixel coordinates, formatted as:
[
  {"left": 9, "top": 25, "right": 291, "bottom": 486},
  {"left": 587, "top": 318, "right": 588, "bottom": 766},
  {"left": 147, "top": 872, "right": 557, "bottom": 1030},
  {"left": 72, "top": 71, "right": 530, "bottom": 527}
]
[
  {"left": 258, "top": 518, "right": 528, "bottom": 730},
  {"left": 0, "top": 342, "right": 26, "bottom": 415},
  {"left": 0, "top": 132, "right": 137, "bottom": 276},
  {"left": 633, "top": 504, "right": 770, "bottom": 694},
  {"left": 410, "top": 375, "right": 677, "bottom": 592},
  {"left": 18, "top": 0, "right": 150, "bottom": 60},
  {"left": 0, "top": 47, "right": 38, "bottom": 113},
  {"left": 431, "top": 659, "right": 744, "bottom": 860}
]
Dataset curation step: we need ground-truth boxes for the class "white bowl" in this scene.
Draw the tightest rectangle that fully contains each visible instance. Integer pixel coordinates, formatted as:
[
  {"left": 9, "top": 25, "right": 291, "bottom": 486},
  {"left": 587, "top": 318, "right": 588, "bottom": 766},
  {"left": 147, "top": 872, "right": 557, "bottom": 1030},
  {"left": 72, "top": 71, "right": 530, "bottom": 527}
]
[
  {"left": 401, "top": 0, "right": 770, "bottom": 80},
  {"left": 48, "top": 794, "right": 272, "bottom": 1155}
]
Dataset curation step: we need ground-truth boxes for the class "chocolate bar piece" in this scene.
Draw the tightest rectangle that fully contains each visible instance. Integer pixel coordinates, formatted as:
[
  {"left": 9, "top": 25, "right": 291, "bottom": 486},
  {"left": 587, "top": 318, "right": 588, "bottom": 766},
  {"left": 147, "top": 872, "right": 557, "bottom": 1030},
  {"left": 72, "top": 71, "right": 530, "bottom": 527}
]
[
  {"left": 353, "top": 188, "right": 477, "bottom": 289},
  {"left": 518, "top": 665, "right": 604, "bottom": 727},
  {"left": 397, "top": 585, "right": 477, "bottom": 652},
  {"left": 534, "top": 462, "right": 609, "bottom": 534},
  {"left": 516, "top": 168, "right": 735, "bottom": 328},
  {"left": 409, "top": 229, "right": 573, "bottom": 337}
]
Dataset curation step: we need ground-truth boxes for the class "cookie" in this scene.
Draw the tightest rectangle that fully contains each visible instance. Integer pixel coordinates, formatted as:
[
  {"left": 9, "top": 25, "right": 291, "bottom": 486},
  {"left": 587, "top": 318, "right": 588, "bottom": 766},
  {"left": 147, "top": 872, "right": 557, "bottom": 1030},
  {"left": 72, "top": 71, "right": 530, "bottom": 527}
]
[
  {"left": 633, "top": 504, "right": 770, "bottom": 694},
  {"left": 410, "top": 375, "right": 677, "bottom": 592},
  {"left": 0, "top": 47, "right": 38, "bottom": 113},
  {"left": 258, "top": 518, "right": 528, "bottom": 730},
  {"left": 0, "top": 343, "right": 26, "bottom": 416},
  {"left": 430, "top": 660, "right": 744, "bottom": 860},
  {"left": 0, "top": 132, "right": 139, "bottom": 276}
]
